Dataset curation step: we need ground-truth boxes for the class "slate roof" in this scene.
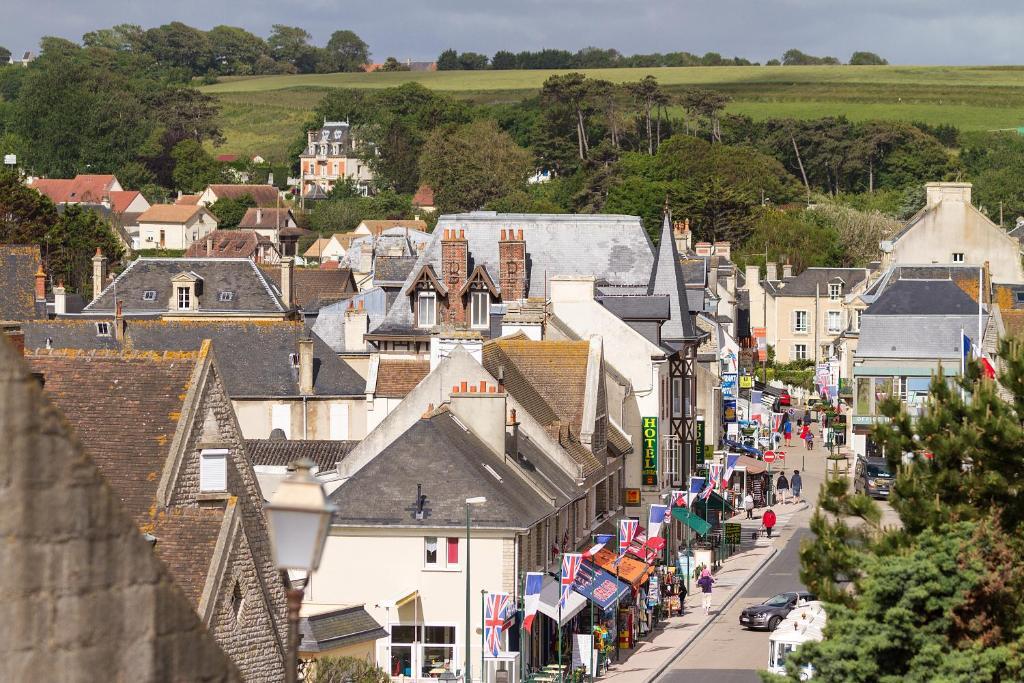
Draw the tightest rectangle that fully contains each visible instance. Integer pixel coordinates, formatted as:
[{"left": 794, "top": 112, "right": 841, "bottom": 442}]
[
  {"left": 27, "top": 352, "right": 197, "bottom": 523},
  {"left": 374, "top": 255, "right": 418, "bottom": 285},
  {"left": 260, "top": 266, "right": 356, "bottom": 311},
  {"left": 858, "top": 314, "right": 988, "bottom": 360},
  {"left": 299, "top": 606, "right": 388, "bottom": 654},
  {"left": 23, "top": 319, "right": 122, "bottom": 350},
  {"left": 207, "top": 184, "right": 280, "bottom": 207},
  {"left": 680, "top": 258, "right": 706, "bottom": 287},
  {"left": 375, "top": 358, "right": 430, "bottom": 398},
  {"left": 184, "top": 230, "right": 262, "bottom": 259},
  {"left": 482, "top": 337, "right": 601, "bottom": 475},
  {"left": 310, "top": 287, "right": 390, "bottom": 352},
  {"left": 774, "top": 267, "right": 868, "bottom": 297},
  {"left": 650, "top": 214, "right": 700, "bottom": 341},
  {"left": 378, "top": 213, "right": 655, "bottom": 331},
  {"left": 125, "top": 321, "right": 365, "bottom": 397},
  {"left": 246, "top": 439, "right": 359, "bottom": 472},
  {"left": 359, "top": 220, "right": 428, "bottom": 235},
  {"left": 329, "top": 412, "right": 551, "bottom": 529},
  {"left": 867, "top": 279, "right": 981, "bottom": 316},
  {"left": 1003, "top": 310, "right": 1024, "bottom": 339},
  {"left": 86, "top": 258, "right": 285, "bottom": 315},
  {"left": 238, "top": 208, "right": 295, "bottom": 230},
  {"left": 0, "top": 244, "right": 44, "bottom": 322},
  {"left": 597, "top": 295, "right": 670, "bottom": 321}
]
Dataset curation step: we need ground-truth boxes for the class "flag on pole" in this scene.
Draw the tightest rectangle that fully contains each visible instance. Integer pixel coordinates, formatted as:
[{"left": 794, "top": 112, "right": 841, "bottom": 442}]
[
  {"left": 722, "top": 456, "right": 739, "bottom": 489},
  {"left": 582, "top": 534, "right": 614, "bottom": 560},
  {"left": 522, "top": 572, "right": 543, "bottom": 633},
  {"left": 618, "top": 518, "right": 639, "bottom": 555},
  {"left": 484, "top": 592, "right": 512, "bottom": 657},
  {"left": 559, "top": 553, "right": 583, "bottom": 609},
  {"left": 980, "top": 355, "right": 996, "bottom": 380},
  {"left": 689, "top": 477, "right": 705, "bottom": 494},
  {"left": 666, "top": 490, "right": 686, "bottom": 521},
  {"left": 708, "top": 463, "right": 724, "bottom": 493},
  {"left": 647, "top": 504, "right": 668, "bottom": 540},
  {"left": 963, "top": 332, "right": 973, "bottom": 360}
]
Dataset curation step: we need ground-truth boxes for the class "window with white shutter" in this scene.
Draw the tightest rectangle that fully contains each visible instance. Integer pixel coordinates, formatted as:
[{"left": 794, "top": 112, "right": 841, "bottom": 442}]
[
  {"left": 271, "top": 404, "right": 291, "bottom": 438},
  {"left": 199, "top": 449, "right": 229, "bottom": 492},
  {"left": 330, "top": 403, "right": 350, "bottom": 440}
]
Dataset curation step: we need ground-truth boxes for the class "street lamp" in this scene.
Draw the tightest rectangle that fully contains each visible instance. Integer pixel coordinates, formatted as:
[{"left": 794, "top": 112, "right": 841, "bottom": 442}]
[
  {"left": 465, "top": 496, "right": 487, "bottom": 683},
  {"left": 265, "top": 458, "right": 337, "bottom": 683}
]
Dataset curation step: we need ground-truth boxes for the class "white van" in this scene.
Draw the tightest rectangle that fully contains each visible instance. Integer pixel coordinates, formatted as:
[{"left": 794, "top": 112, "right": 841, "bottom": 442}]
[{"left": 767, "top": 600, "right": 826, "bottom": 679}]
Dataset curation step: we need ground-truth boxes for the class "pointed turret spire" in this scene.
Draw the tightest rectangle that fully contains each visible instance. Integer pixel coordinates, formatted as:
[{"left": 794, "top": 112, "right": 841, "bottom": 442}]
[{"left": 650, "top": 210, "right": 699, "bottom": 342}]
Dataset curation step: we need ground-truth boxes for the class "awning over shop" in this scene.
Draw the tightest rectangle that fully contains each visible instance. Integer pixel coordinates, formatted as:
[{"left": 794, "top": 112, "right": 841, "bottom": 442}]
[
  {"left": 591, "top": 548, "right": 654, "bottom": 589},
  {"left": 733, "top": 454, "right": 767, "bottom": 474},
  {"left": 672, "top": 506, "right": 712, "bottom": 535},
  {"left": 694, "top": 491, "right": 735, "bottom": 512},
  {"left": 537, "top": 575, "right": 587, "bottom": 626},
  {"left": 573, "top": 562, "right": 631, "bottom": 609}
]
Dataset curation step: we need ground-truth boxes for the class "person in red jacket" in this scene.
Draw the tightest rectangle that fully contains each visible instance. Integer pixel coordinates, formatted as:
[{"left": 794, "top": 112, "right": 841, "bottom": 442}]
[{"left": 763, "top": 508, "right": 777, "bottom": 538}]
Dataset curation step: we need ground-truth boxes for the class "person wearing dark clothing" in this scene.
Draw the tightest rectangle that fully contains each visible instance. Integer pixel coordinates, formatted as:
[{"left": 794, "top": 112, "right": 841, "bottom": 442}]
[
  {"left": 776, "top": 472, "right": 790, "bottom": 504},
  {"left": 792, "top": 470, "right": 803, "bottom": 502}
]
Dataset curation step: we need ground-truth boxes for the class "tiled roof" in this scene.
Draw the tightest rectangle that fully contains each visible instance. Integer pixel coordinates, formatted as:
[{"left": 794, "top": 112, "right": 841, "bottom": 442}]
[
  {"left": 303, "top": 238, "right": 332, "bottom": 258},
  {"left": 207, "top": 184, "right": 279, "bottom": 207},
  {"left": 138, "top": 204, "right": 204, "bottom": 224},
  {"left": 246, "top": 439, "right": 359, "bottom": 472},
  {"left": 32, "top": 174, "right": 117, "bottom": 204},
  {"left": 150, "top": 507, "right": 226, "bottom": 607},
  {"left": 184, "top": 230, "right": 261, "bottom": 259},
  {"left": 260, "top": 266, "right": 355, "bottom": 311},
  {"left": 329, "top": 412, "right": 551, "bottom": 528},
  {"left": 359, "top": 220, "right": 428, "bottom": 235},
  {"left": 299, "top": 606, "right": 388, "bottom": 654},
  {"left": 412, "top": 185, "right": 435, "bottom": 207},
  {"left": 86, "top": 258, "right": 284, "bottom": 315},
  {"left": 1003, "top": 310, "right": 1024, "bottom": 338},
  {"left": 483, "top": 337, "right": 601, "bottom": 475},
  {"left": 109, "top": 190, "right": 143, "bottom": 213},
  {"left": 0, "top": 244, "right": 43, "bottom": 322},
  {"left": 176, "top": 194, "right": 201, "bottom": 205},
  {"left": 238, "top": 208, "right": 295, "bottom": 230},
  {"left": 375, "top": 358, "right": 430, "bottom": 398},
  {"left": 27, "top": 352, "right": 197, "bottom": 523}
]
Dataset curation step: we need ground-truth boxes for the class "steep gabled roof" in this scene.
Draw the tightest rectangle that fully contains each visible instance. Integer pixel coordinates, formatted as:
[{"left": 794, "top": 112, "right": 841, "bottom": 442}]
[
  {"left": 184, "top": 230, "right": 261, "bottom": 259},
  {"left": 375, "top": 358, "right": 430, "bottom": 398},
  {"left": 238, "top": 208, "right": 295, "bottom": 230},
  {"left": 0, "top": 244, "right": 44, "bottom": 322},
  {"left": 650, "top": 214, "right": 699, "bottom": 342},
  {"left": 207, "top": 184, "right": 280, "bottom": 207},
  {"left": 261, "top": 266, "right": 356, "bottom": 311}
]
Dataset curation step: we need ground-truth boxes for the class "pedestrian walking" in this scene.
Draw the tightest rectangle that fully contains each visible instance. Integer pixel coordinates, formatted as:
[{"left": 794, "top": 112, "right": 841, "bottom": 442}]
[
  {"left": 763, "top": 508, "right": 777, "bottom": 538},
  {"left": 783, "top": 419, "right": 793, "bottom": 447},
  {"left": 800, "top": 424, "right": 812, "bottom": 449},
  {"left": 776, "top": 471, "right": 790, "bottom": 504},
  {"left": 803, "top": 408, "right": 811, "bottom": 426},
  {"left": 697, "top": 567, "right": 715, "bottom": 614},
  {"left": 744, "top": 492, "right": 754, "bottom": 519},
  {"left": 792, "top": 470, "right": 803, "bottom": 502}
]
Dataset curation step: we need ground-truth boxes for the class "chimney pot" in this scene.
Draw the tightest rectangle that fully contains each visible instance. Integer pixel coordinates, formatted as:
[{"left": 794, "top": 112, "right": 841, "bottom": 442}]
[
  {"left": 489, "top": 385, "right": 496, "bottom": 394},
  {"left": 281, "top": 257, "right": 294, "bottom": 308},
  {"left": 453, "top": 385, "right": 460, "bottom": 393},
  {"left": 500, "top": 229, "right": 507, "bottom": 240},
  {"left": 479, "top": 380, "right": 486, "bottom": 393},
  {"left": 508, "top": 408, "right": 517, "bottom": 425},
  {"left": 460, "top": 380, "right": 468, "bottom": 393},
  {"left": 517, "top": 229, "right": 523, "bottom": 240},
  {"left": 53, "top": 283, "right": 67, "bottom": 316},
  {"left": 422, "top": 403, "right": 435, "bottom": 418},
  {"left": 34, "top": 264, "right": 46, "bottom": 302},
  {"left": 469, "top": 385, "right": 477, "bottom": 393},
  {"left": 92, "top": 249, "right": 108, "bottom": 303},
  {"left": 459, "top": 229, "right": 465, "bottom": 240}
]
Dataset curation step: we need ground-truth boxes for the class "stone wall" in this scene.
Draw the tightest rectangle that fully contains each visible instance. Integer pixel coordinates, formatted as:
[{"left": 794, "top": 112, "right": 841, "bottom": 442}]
[{"left": 0, "top": 338, "right": 242, "bottom": 682}]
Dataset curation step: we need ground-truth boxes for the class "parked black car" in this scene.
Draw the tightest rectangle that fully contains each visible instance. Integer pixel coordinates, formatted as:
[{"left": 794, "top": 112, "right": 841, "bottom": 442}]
[
  {"left": 853, "top": 456, "right": 894, "bottom": 498},
  {"left": 739, "top": 591, "right": 816, "bottom": 631}
]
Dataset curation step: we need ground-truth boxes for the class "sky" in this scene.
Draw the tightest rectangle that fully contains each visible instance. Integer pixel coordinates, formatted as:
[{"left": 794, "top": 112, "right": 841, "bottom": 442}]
[{"left": 2, "top": 0, "right": 1023, "bottom": 66}]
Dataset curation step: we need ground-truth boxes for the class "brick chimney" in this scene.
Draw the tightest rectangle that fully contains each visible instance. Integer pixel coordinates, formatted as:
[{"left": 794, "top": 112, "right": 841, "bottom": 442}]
[
  {"left": 298, "top": 336, "right": 314, "bottom": 395},
  {"left": 695, "top": 242, "right": 713, "bottom": 257},
  {"left": 449, "top": 379, "right": 506, "bottom": 456},
  {"left": 713, "top": 241, "right": 731, "bottom": 260},
  {"left": 673, "top": 219, "right": 692, "bottom": 253},
  {"left": 506, "top": 407, "right": 520, "bottom": 459},
  {"left": 206, "top": 235, "right": 213, "bottom": 256},
  {"left": 53, "top": 282, "right": 67, "bottom": 316},
  {"left": 92, "top": 248, "right": 107, "bottom": 302},
  {"left": 114, "top": 300, "right": 126, "bottom": 341},
  {"left": 34, "top": 264, "right": 46, "bottom": 302},
  {"left": 440, "top": 229, "right": 468, "bottom": 324},
  {"left": 280, "top": 257, "right": 294, "bottom": 308},
  {"left": 498, "top": 228, "right": 526, "bottom": 302},
  {"left": 256, "top": 208, "right": 263, "bottom": 225}
]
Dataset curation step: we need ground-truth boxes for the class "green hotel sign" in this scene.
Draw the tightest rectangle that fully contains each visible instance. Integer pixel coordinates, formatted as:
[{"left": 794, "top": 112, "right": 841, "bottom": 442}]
[
  {"left": 696, "top": 419, "right": 706, "bottom": 465},
  {"left": 642, "top": 417, "right": 658, "bottom": 486}
]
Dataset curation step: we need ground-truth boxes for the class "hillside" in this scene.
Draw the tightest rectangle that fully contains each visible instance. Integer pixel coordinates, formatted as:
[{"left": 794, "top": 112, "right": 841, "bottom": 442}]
[{"left": 202, "top": 65, "right": 1024, "bottom": 163}]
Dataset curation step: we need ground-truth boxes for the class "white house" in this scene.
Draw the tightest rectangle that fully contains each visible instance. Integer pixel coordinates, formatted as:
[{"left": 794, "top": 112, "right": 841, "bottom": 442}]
[{"left": 137, "top": 205, "right": 218, "bottom": 250}]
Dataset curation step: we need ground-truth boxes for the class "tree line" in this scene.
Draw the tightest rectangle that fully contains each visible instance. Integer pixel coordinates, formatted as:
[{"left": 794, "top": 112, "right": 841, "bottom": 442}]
[{"left": 436, "top": 47, "right": 888, "bottom": 70}]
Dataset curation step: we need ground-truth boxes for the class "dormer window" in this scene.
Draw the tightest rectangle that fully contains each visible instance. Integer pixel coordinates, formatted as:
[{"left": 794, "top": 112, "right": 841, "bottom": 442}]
[
  {"left": 177, "top": 287, "right": 191, "bottom": 310},
  {"left": 218, "top": 291, "right": 234, "bottom": 302},
  {"left": 828, "top": 283, "right": 842, "bottom": 300},
  {"left": 417, "top": 292, "right": 437, "bottom": 328},
  {"left": 470, "top": 290, "right": 490, "bottom": 329},
  {"left": 95, "top": 322, "right": 110, "bottom": 337},
  {"left": 142, "top": 290, "right": 157, "bottom": 301}
]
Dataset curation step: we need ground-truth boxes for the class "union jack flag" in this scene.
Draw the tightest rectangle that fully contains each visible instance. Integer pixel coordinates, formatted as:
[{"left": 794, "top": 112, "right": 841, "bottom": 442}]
[
  {"left": 709, "top": 464, "right": 724, "bottom": 492},
  {"left": 618, "top": 518, "right": 639, "bottom": 554},
  {"left": 668, "top": 490, "right": 686, "bottom": 519},
  {"left": 484, "top": 592, "right": 512, "bottom": 658},
  {"left": 560, "top": 553, "right": 583, "bottom": 609}
]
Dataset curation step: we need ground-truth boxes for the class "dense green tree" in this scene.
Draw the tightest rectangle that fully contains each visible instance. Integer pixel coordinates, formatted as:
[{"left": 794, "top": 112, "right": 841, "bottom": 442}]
[
  {"left": 782, "top": 48, "right": 840, "bottom": 65},
  {"left": 0, "top": 47, "right": 11, "bottom": 64},
  {"left": 207, "top": 25, "right": 269, "bottom": 75},
  {"left": 541, "top": 73, "right": 599, "bottom": 161},
  {"left": 170, "top": 139, "right": 219, "bottom": 192},
  {"left": 458, "top": 52, "right": 489, "bottom": 70},
  {"left": 44, "top": 204, "right": 124, "bottom": 295},
  {"left": 81, "top": 24, "right": 144, "bottom": 52},
  {"left": 849, "top": 51, "right": 888, "bottom": 65},
  {"left": 378, "top": 57, "right": 410, "bottom": 72},
  {"left": 679, "top": 88, "right": 730, "bottom": 143},
  {"left": 325, "top": 30, "right": 370, "bottom": 72},
  {"left": 436, "top": 49, "right": 460, "bottom": 70},
  {"left": 491, "top": 50, "right": 518, "bottom": 70},
  {"left": 0, "top": 169, "right": 57, "bottom": 243},
  {"left": 208, "top": 194, "right": 255, "bottom": 228},
  {"left": 309, "top": 191, "right": 412, "bottom": 234},
  {"left": 625, "top": 76, "right": 670, "bottom": 153},
  {"left": 268, "top": 25, "right": 316, "bottom": 73},
  {"left": 418, "top": 119, "right": 533, "bottom": 213},
  {"left": 142, "top": 22, "right": 214, "bottom": 74}
]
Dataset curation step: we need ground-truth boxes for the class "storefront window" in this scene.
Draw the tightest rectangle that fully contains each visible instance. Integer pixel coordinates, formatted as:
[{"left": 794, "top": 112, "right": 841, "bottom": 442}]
[
  {"left": 875, "top": 378, "right": 893, "bottom": 408},
  {"left": 423, "top": 626, "right": 457, "bottom": 675},
  {"left": 856, "top": 378, "right": 872, "bottom": 415},
  {"left": 390, "top": 625, "right": 419, "bottom": 678}
]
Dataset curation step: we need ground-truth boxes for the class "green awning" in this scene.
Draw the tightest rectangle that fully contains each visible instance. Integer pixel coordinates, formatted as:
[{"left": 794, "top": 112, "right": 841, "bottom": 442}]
[{"left": 672, "top": 506, "right": 712, "bottom": 535}]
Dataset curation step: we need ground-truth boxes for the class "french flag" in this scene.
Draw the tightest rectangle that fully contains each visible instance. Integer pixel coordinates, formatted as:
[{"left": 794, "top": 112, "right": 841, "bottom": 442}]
[
  {"left": 582, "top": 534, "right": 615, "bottom": 560},
  {"left": 722, "top": 455, "right": 739, "bottom": 490},
  {"left": 647, "top": 504, "right": 668, "bottom": 540},
  {"left": 522, "top": 572, "right": 543, "bottom": 633}
]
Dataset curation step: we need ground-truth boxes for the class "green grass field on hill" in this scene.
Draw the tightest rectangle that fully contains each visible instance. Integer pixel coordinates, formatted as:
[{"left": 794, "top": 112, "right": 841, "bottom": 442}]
[{"left": 203, "top": 65, "right": 1024, "bottom": 163}]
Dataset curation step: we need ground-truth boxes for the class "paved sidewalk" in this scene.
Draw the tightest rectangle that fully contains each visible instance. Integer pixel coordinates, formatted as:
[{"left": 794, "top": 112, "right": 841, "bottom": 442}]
[{"left": 598, "top": 502, "right": 810, "bottom": 683}]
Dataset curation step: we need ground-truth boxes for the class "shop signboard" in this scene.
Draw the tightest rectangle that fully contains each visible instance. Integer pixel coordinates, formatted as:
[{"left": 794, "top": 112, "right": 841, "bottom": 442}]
[
  {"left": 647, "top": 574, "right": 660, "bottom": 607},
  {"left": 739, "top": 375, "right": 753, "bottom": 389},
  {"left": 722, "top": 373, "right": 737, "bottom": 399},
  {"left": 642, "top": 417, "right": 658, "bottom": 486},
  {"left": 624, "top": 488, "right": 641, "bottom": 506},
  {"left": 573, "top": 562, "right": 630, "bottom": 610},
  {"left": 723, "top": 399, "right": 737, "bottom": 423},
  {"left": 695, "top": 419, "right": 706, "bottom": 465},
  {"left": 753, "top": 327, "right": 767, "bottom": 362}
]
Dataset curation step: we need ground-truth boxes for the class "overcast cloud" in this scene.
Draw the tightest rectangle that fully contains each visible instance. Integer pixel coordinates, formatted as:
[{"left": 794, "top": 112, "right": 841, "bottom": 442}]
[{"left": 2, "top": 0, "right": 1022, "bottom": 65}]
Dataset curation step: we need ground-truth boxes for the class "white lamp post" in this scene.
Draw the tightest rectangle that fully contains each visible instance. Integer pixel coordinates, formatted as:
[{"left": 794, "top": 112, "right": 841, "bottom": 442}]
[
  {"left": 464, "top": 496, "right": 487, "bottom": 683},
  {"left": 266, "top": 458, "right": 337, "bottom": 683}
]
